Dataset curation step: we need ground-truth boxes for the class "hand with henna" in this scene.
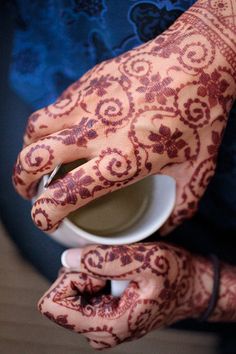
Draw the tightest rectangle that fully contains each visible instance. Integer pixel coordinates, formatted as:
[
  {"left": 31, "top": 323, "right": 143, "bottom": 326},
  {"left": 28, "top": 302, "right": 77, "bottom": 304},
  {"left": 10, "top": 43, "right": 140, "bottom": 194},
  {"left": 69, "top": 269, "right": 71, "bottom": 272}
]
[
  {"left": 38, "top": 242, "right": 236, "bottom": 350},
  {"left": 12, "top": 0, "right": 236, "bottom": 234}
]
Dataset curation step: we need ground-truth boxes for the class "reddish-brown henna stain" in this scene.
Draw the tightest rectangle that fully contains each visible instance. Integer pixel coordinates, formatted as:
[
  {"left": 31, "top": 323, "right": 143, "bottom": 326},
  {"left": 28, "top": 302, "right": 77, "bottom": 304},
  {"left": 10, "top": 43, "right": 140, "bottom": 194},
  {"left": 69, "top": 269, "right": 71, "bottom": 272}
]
[
  {"left": 38, "top": 241, "right": 236, "bottom": 349},
  {"left": 38, "top": 243, "right": 196, "bottom": 348},
  {"left": 53, "top": 117, "right": 98, "bottom": 146}
]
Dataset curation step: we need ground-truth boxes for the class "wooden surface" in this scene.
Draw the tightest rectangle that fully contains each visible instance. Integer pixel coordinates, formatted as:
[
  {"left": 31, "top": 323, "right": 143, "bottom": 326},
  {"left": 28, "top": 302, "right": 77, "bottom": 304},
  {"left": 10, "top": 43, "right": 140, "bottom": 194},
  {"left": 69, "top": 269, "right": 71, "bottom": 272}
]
[{"left": 0, "top": 222, "right": 218, "bottom": 354}]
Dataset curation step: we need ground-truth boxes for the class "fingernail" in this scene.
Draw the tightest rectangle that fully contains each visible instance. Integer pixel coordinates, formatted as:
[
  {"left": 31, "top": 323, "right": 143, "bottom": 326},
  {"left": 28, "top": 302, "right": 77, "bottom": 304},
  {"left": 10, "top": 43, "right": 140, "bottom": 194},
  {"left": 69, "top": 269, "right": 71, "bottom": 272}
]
[{"left": 61, "top": 249, "right": 82, "bottom": 269}]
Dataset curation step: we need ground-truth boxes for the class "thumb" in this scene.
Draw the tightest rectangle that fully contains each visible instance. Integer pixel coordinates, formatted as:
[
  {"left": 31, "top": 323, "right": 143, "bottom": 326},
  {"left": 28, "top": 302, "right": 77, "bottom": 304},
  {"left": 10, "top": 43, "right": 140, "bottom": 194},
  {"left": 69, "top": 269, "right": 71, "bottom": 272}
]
[{"left": 61, "top": 243, "right": 149, "bottom": 281}]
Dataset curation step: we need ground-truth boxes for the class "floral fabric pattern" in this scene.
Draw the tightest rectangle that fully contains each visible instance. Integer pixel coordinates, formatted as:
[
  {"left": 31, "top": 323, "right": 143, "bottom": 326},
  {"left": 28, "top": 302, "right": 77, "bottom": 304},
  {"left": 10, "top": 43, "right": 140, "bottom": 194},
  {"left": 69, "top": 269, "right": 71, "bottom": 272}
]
[{"left": 10, "top": 0, "right": 195, "bottom": 108}]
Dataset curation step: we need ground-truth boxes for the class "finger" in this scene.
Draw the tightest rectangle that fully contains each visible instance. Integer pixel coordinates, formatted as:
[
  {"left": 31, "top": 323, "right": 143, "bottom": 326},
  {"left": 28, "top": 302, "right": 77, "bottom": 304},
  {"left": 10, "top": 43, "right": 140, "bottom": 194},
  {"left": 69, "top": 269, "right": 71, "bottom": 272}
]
[
  {"left": 31, "top": 147, "right": 138, "bottom": 232},
  {"left": 60, "top": 242, "right": 176, "bottom": 283},
  {"left": 23, "top": 90, "right": 83, "bottom": 146},
  {"left": 13, "top": 128, "right": 92, "bottom": 199}
]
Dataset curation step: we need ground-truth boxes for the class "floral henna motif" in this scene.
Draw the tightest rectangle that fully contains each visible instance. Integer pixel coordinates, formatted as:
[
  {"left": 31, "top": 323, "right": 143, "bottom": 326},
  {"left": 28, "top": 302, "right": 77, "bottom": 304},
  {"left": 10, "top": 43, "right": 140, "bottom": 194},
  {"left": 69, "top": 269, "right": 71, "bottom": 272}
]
[
  {"left": 84, "top": 75, "right": 112, "bottom": 97},
  {"left": 197, "top": 69, "right": 230, "bottom": 108},
  {"left": 48, "top": 167, "right": 96, "bottom": 206},
  {"left": 52, "top": 117, "right": 98, "bottom": 147},
  {"left": 148, "top": 125, "right": 187, "bottom": 159},
  {"left": 136, "top": 73, "right": 174, "bottom": 104}
]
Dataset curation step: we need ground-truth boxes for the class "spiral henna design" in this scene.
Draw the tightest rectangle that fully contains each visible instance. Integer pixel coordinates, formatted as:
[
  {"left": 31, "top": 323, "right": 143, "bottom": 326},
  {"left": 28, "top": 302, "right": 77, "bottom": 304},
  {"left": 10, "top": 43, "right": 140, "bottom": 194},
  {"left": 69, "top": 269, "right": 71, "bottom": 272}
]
[
  {"left": 13, "top": 0, "right": 236, "bottom": 233},
  {"left": 38, "top": 242, "right": 236, "bottom": 349}
]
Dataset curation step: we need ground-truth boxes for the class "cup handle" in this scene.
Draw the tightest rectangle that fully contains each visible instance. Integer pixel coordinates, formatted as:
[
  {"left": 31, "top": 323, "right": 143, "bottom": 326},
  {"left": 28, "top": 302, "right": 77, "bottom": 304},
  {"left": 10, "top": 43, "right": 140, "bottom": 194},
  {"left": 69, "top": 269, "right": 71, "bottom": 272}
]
[{"left": 111, "top": 280, "right": 130, "bottom": 297}]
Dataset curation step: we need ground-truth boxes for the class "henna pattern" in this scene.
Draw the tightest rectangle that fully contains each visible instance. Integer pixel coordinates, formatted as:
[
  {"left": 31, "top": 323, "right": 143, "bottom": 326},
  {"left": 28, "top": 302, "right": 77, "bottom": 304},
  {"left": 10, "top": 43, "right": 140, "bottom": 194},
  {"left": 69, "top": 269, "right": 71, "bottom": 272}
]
[
  {"left": 39, "top": 241, "right": 236, "bottom": 349},
  {"left": 192, "top": 255, "right": 236, "bottom": 322},
  {"left": 24, "top": 144, "right": 54, "bottom": 173},
  {"left": 148, "top": 125, "right": 187, "bottom": 158},
  {"left": 136, "top": 73, "right": 174, "bottom": 104},
  {"left": 93, "top": 148, "right": 135, "bottom": 186},
  {"left": 38, "top": 242, "right": 236, "bottom": 349},
  {"left": 48, "top": 168, "right": 95, "bottom": 206},
  {"left": 13, "top": 0, "right": 236, "bottom": 233},
  {"left": 32, "top": 198, "right": 57, "bottom": 231},
  {"left": 45, "top": 91, "right": 82, "bottom": 118},
  {"left": 44, "top": 312, "right": 75, "bottom": 330},
  {"left": 37, "top": 243, "right": 201, "bottom": 349},
  {"left": 52, "top": 117, "right": 98, "bottom": 146}
]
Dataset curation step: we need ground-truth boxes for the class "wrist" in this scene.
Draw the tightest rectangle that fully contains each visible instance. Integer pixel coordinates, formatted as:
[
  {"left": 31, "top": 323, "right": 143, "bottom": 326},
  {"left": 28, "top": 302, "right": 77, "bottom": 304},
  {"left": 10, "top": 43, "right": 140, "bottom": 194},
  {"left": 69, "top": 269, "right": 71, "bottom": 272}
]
[
  {"left": 191, "top": 255, "right": 214, "bottom": 319},
  {"left": 169, "top": 0, "right": 236, "bottom": 97},
  {"left": 191, "top": 255, "right": 236, "bottom": 322}
]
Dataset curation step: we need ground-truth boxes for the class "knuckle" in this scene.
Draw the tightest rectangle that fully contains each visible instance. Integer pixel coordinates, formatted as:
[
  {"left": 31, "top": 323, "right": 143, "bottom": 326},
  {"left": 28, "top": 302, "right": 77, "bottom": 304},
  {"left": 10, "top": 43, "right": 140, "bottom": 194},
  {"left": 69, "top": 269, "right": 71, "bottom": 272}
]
[
  {"left": 25, "top": 110, "right": 42, "bottom": 139},
  {"left": 31, "top": 197, "right": 59, "bottom": 231}
]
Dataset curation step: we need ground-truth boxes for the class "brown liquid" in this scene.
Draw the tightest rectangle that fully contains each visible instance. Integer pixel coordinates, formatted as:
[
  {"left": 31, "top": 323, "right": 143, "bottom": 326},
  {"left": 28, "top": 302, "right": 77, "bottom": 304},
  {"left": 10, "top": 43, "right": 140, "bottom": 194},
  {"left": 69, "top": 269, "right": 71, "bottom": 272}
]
[
  {"left": 69, "top": 178, "right": 151, "bottom": 236},
  {"left": 54, "top": 160, "right": 152, "bottom": 236}
]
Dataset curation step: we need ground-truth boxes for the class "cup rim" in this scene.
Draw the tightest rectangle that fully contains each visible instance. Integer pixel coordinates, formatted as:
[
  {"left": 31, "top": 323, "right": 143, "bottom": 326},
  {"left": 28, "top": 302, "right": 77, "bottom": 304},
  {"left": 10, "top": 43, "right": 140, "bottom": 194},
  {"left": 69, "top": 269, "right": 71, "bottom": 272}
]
[
  {"left": 61, "top": 175, "right": 176, "bottom": 245},
  {"left": 36, "top": 174, "right": 176, "bottom": 246}
]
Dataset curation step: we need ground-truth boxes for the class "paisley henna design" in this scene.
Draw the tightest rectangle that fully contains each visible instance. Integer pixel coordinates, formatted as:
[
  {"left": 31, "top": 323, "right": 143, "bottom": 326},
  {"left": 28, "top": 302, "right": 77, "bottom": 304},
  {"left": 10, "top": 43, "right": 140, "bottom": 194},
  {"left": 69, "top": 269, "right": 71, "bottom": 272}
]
[
  {"left": 38, "top": 242, "right": 236, "bottom": 349},
  {"left": 13, "top": 0, "right": 236, "bottom": 233}
]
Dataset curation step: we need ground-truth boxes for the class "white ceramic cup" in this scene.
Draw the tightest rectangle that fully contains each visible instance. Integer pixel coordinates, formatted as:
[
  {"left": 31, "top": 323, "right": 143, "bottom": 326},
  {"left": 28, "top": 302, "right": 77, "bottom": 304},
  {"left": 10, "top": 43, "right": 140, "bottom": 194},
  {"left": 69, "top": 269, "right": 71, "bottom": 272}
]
[{"left": 34, "top": 174, "right": 176, "bottom": 296}]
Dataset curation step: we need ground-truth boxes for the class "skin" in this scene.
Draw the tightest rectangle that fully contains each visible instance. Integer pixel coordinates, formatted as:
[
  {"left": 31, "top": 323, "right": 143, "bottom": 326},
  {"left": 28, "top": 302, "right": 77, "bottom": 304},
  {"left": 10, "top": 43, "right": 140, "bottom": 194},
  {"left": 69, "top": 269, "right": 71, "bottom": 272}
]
[
  {"left": 12, "top": 0, "right": 236, "bottom": 235},
  {"left": 12, "top": 0, "right": 236, "bottom": 349},
  {"left": 38, "top": 242, "right": 236, "bottom": 350}
]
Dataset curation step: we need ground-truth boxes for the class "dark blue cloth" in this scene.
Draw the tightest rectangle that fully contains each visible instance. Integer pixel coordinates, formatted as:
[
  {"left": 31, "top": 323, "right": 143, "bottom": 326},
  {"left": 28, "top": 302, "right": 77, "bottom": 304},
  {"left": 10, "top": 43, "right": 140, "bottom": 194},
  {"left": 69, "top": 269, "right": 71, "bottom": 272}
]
[
  {"left": 2, "top": 0, "right": 236, "bottom": 283},
  {"left": 10, "top": 0, "right": 195, "bottom": 108}
]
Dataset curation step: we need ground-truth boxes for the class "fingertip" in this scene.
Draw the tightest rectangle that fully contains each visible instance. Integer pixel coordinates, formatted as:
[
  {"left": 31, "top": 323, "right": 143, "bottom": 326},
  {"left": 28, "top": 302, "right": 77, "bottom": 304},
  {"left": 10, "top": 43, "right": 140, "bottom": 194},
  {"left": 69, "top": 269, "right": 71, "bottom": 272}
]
[
  {"left": 61, "top": 248, "right": 82, "bottom": 270},
  {"left": 61, "top": 250, "right": 70, "bottom": 268}
]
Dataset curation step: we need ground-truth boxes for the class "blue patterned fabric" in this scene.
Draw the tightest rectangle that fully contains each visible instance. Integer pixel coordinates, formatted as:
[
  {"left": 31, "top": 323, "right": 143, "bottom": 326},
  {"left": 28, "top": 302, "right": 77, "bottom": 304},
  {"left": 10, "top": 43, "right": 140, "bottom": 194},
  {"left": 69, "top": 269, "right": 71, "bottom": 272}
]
[{"left": 10, "top": 0, "right": 195, "bottom": 108}]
